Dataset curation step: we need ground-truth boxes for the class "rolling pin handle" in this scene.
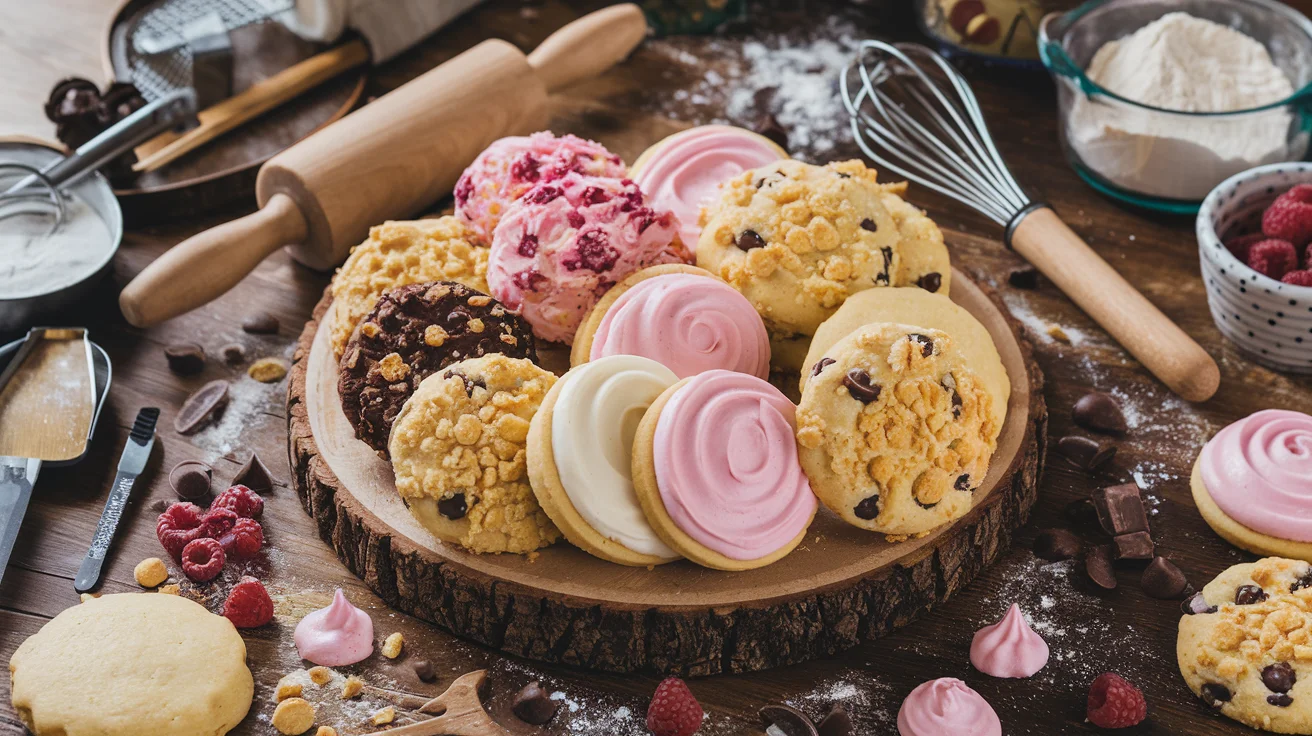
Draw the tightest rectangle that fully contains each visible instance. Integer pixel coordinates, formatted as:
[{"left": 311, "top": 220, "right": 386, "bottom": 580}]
[
  {"left": 118, "top": 193, "right": 308, "bottom": 327},
  {"left": 527, "top": 4, "right": 648, "bottom": 93}
]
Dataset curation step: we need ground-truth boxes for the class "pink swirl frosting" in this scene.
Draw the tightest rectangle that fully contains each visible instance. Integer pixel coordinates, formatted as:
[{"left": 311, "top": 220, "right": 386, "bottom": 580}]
[
  {"left": 590, "top": 273, "right": 770, "bottom": 379},
  {"left": 652, "top": 370, "right": 816, "bottom": 560},
  {"left": 632, "top": 126, "right": 785, "bottom": 252},
  {"left": 1200, "top": 409, "right": 1312, "bottom": 542},
  {"left": 293, "top": 589, "right": 375, "bottom": 666},
  {"left": 970, "top": 603, "right": 1049, "bottom": 678},
  {"left": 897, "top": 678, "right": 1002, "bottom": 736}
]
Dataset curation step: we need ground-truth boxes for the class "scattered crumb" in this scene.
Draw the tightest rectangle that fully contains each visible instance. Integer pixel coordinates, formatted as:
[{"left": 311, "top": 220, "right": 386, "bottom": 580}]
[{"left": 381, "top": 632, "right": 403, "bottom": 659}]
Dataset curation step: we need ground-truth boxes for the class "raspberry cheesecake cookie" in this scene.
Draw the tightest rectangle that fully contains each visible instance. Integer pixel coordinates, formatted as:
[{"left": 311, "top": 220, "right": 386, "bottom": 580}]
[
  {"left": 338, "top": 281, "right": 536, "bottom": 457},
  {"left": 796, "top": 324, "right": 1003, "bottom": 538},
  {"left": 486, "top": 173, "right": 691, "bottom": 344},
  {"left": 631, "top": 369, "right": 818, "bottom": 570},
  {"left": 389, "top": 354, "right": 560, "bottom": 554},
  {"left": 1178, "top": 557, "right": 1312, "bottom": 733},
  {"left": 330, "top": 217, "right": 488, "bottom": 358},
  {"left": 1192, "top": 410, "right": 1312, "bottom": 562},
  {"left": 527, "top": 355, "right": 682, "bottom": 566},
  {"left": 571, "top": 264, "right": 770, "bottom": 379}
]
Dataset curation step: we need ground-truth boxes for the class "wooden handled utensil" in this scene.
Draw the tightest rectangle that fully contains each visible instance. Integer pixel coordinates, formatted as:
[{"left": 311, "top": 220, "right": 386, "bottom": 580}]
[
  {"left": 119, "top": 4, "right": 648, "bottom": 328},
  {"left": 376, "top": 670, "right": 511, "bottom": 736}
]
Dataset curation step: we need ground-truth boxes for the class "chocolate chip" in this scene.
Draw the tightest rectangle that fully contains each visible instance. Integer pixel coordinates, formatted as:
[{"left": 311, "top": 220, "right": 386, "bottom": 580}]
[
  {"left": 954, "top": 474, "right": 971, "bottom": 491},
  {"left": 1293, "top": 570, "right": 1312, "bottom": 593},
  {"left": 1201, "top": 683, "right": 1232, "bottom": 708},
  {"left": 1072, "top": 392, "right": 1127, "bottom": 435},
  {"left": 169, "top": 461, "right": 212, "bottom": 502},
  {"left": 438, "top": 493, "right": 468, "bottom": 520},
  {"left": 853, "top": 495, "right": 880, "bottom": 520},
  {"left": 1113, "top": 531, "right": 1154, "bottom": 561},
  {"left": 1263, "top": 663, "right": 1296, "bottom": 693},
  {"left": 1236, "top": 584, "right": 1268, "bottom": 605},
  {"left": 1268, "top": 693, "right": 1294, "bottom": 707},
  {"left": 1091, "top": 482, "right": 1149, "bottom": 535},
  {"left": 759, "top": 704, "right": 818, "bottom": 736},
  {"left": 174, "top": 380, "right": 230, "bottom": 434},
  {"left": 231, "top": 452, "right": 278, "bottom": 494},
  {"left": 1142, "top": 556, "right": 1189, "bottom": 599},
  {"left": 412, "top": 659, "right": 436, "bottom": 682},
  {"left": 164, "top": 344, "right": 205, "bottom": 375},
  {"left": 241, "top": 312, "right": 279, "bottom": 334},
  {"left": 753, "top": 113, "right": 789, "bottom": 152},
  {"left": 220, "top": 343, "right": 246, "bottom": 364},
  {"left": 842, "top": 369, "right": 881, "bottom": 403},
  {"left": 1056, "top": 435, "right": 1117, "bottom": 472},
  {"left": 875, "top": 246, "right": 893, "bottom": 285},
  {"left": 817, "top": 705, "right": 853, "bottom": 736},
  {"left": 917, "top": 272, "right": 942, "bottom": 293},
  {"left": 1084, "top": 544, "right": 1117, "bottom": 590},
  {"left": 511, "top": 681, "right": 559, "bottom": 725},
  {"left": 909, "top": 334, "right": 934, "bottom": 358},
  {"left": 1008, "top": 265, "right": 1039, "bottom": 289},
  {"left": 1182, "top": 592, "right": 1217, "bottom": 615},
  {"left": 1032, "top": 528, "right": 1081, "bottom": 561},
  {"left": 737, "top": 229, "right": 767, "bottom": 251},
  {"left": 810, "top": 358, "right": 835, "bottom": 378},
  {"left": 860, "top": 218, "right": 878, "bottom": 232}
]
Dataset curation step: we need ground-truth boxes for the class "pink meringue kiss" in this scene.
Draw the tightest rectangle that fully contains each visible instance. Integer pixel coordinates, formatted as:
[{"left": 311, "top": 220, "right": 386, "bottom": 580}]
[
  {"left": 897, "top": 678, "right": 1002, "bottom": 736},
  {"left": 1199, "top": 409, "right": 1312, "bottom": 542},
  {"left": 293, "top": 589, "right": 374, "bottom": 666},
  {"left": 970, "top": 603, "right": 1049, "bottom": 678}
]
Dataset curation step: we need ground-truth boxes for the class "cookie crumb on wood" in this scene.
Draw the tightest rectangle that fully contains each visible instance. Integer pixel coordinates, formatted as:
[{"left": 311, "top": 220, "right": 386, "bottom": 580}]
[{"left": 381, "top": 632, "right": 403, "bottom": 659}]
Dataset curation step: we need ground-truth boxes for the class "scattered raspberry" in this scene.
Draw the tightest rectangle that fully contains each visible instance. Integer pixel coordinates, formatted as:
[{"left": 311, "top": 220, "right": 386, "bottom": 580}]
[
  {"left": 1283, "top": 269, "right": 1312, "bottom": 287},
  {"left": 1264, "top": 184, "right": 1312, "bottom": 246},
  {"left": 1087, "top": 672, "right": 1147, "bottom": 729},
  {"left": 1247, "top": 239, "right": 1299, "bottom": 280},
  {"left": 1224, "top": 232, "right": 1267, "bottom": 262},
  {"left": 646, "top": 677, "right": 703, "bottom": 736},
  {"left": 199, "top": 506, "right": 239, "bottom": 540},
  {"left": 180, "top": 538, "right": 225, "bottom": 582},
  {"left": 212, "top": 484, "right": 264, "bottom": 519},
  {"left": 156, "top": 502, "right": 204, "bottom": 559},
  {"left": 218, "top": 517, "right": 264, "bottom": 559},
  {"left": 223, "top": 576, "right": 274, "bottom": 627}
]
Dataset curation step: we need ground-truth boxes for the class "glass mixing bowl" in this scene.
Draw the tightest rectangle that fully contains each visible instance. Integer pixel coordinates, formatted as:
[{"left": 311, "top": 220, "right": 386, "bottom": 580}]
[{"left": 1039, "top": 0, "right": 1312, "bottom": 214}]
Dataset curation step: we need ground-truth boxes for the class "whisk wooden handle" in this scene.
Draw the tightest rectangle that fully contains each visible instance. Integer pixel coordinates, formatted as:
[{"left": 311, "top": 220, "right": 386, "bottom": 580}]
[{"left": 1010, "top": 207, "right": 1220, "bottom": 402}]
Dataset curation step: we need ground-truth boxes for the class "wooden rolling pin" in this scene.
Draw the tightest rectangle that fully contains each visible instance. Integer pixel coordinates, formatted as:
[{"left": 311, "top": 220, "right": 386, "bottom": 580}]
[{"left": 119, "top": 4, "right": 648, "bottom": 327}]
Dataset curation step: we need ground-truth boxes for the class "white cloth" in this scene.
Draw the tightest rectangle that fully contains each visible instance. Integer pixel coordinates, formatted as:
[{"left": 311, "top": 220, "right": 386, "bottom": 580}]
[{"left": 280, "top": 0, "right": 485, "bottom": 63}]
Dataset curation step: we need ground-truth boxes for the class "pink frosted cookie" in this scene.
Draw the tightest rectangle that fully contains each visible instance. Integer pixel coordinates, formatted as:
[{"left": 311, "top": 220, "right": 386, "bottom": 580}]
[
  {"left": 970, "top": 603, "right": 1049, "bottom": 678},
  {"left": 631, "top": 369, "right": 817, "bottom": 570},
  {"left": 629, "top": 125, "right": 787, "bottom": 253},
  {"left": 454, "top": 131, "right": 627, "bottom": 242},
  {"left": 487, "top": 173, "right": 691, "bottom": 344},
  {"left": 897, "top": 678, "right": 1001, "bottom": 736}
]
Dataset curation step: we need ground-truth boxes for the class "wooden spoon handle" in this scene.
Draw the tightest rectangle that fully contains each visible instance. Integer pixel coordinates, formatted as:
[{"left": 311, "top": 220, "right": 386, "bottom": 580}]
[
  {"left": 118, "top": 193, "right": 307, "bottom": 328},
  {"left": 1010, "top": 206, "right": 1219, "bottom": 402},
  {"left": 528, "top": 3, "right": 647, "bottom": 93}
]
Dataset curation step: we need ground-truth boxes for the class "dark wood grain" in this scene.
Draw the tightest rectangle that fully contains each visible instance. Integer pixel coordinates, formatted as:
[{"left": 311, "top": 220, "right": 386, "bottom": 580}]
[{"left": 5, "top": 1, "right": 1312, "bottom": 735}]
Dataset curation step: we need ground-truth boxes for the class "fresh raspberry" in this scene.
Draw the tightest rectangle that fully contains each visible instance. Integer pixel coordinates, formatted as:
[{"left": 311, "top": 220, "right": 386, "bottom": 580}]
[
  {"left": 198, "top": 507, "right": 239, "bottom": 540},
  {"left": 212, "top": 485, "right": 264, "bottom": 519},
  {"left": 180, "top": 538, "right": 225, "bottom": 582},
  {"left": 1263, "top": 184, "right": 1312, "bottom": 246},
  {"left": 1224, "top": 232, "right": 1266, "bottom": 262},
  {"left": 218, "top": 517, "right": 264, "bottom": 559},
  {"left": 1283, "top": 269, "right": 1312, "bottom": 287},
  {"left": 646, "top": 677, "right": 703, "bottom": 736},
  {"left": 222, "top": 576, "right": 274, "bottom": 628},
  {"left": 1247, "top": 239, "right": 1299, "bottom": 280},
  {"left": 156, "top": 502, "right": 204, "bottom": 559},
  {"left": 1087, "top": 672, "right": 1147, "bottom": 729}
]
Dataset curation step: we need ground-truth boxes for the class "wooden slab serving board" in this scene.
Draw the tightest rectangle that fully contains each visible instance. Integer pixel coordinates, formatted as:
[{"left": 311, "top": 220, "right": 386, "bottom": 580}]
[{"left": 287, "top": 268, "right": 1046, "bottom": 675}]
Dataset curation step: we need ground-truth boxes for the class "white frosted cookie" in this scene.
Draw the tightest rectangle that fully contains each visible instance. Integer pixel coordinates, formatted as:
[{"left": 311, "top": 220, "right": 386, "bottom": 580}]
[
  {"left": 9, "top": 593, "right": 253, "bottom": 736},
  {"left": 527, "top": 355, "right": 682, "bottom": 566}
]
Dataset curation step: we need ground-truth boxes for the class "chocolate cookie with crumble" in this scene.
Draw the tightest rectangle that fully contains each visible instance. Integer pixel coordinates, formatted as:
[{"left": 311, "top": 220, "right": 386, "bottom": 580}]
[{"left": 338, "top": 281, "right": 536, "bottom": 456}]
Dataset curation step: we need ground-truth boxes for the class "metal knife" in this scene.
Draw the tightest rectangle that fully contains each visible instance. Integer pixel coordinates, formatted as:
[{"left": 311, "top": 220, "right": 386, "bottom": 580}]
[{"left": 74, "top": 407, "right": 159, "bottom": 593}]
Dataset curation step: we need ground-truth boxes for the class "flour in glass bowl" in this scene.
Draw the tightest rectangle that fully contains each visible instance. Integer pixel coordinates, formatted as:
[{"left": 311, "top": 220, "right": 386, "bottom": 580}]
[{"left": 0, "top": 194, "right": 113, "bottom": 298}]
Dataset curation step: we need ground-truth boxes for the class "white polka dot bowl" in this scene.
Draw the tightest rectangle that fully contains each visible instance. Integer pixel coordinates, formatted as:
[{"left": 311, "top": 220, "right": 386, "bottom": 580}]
[{"left": 1198, "top": 163, "right": 1312, "bottom": 374}]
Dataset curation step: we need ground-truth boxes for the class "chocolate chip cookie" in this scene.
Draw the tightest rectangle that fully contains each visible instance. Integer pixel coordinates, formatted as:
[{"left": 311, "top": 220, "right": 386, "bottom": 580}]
[{"left": 339, "top": 281, "right": 536, "bottom": 456}]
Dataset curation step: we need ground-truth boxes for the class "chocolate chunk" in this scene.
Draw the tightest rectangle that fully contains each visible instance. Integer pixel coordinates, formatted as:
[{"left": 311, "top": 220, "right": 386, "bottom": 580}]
[
  {"left": 1142, "top": 556, "right": 1188, "bottom": 599},
  {"left": 241, "top": 312, "right": 279, "bottom": 334},
  {"left": 1055, "top": 435, "right": 1117, "bottom": 472},
  {"left": 860, "top": 218, "right": 878, "bottom": 232},
  {"left": 1294, "top": 571, "right": 1312, "bottom": 593},
  {"left": 1084, "top": 544, "right": 1117, "bottom": 590},
  {"left": 1032, "top": 528, "right": 1081, "bottom": 561},
  {"left": 1072, "top": 392, "right": 1127, "bottom": 435},
  {"left": 909, "top": 333, "right": 934, "bottom": 357},
  {"left": 1113, "top": 531, "right": 1154, "bottom": 561},
  {"left": 221, "top": 343, "right": 246, "bottom": 364},
  {"left": 164, "top": 344, "right": 205, "bottom": 375},
  {"left": 1091, "top": 483, "right": 1149, "bottom": 535},
  {"left": 737, "top": 229, "right": 767, "bottom": 251},
  {"left": 1268, "top": 693, "right": 1294, "bottom": 707},
  {"left": 438, "top": 493, "right": 468, "bottom": 520},
  {"left": 853, "top": 495, "right": 880, "bottom": 520},
  {"left": 412, "top": 659, "right": 436, "bottom": 682},
  {"left": 511, "top": 681, "right": 559, "bottom": 725},
  {"left": 759, "top": 704, "right": 818, "bottom": 736},
  {"left": 1065, "top": 498, "right": 1102, "bottom": 531},
  {"left": 1263, "top": 663, "right": 1296, "bottom": 693},
  {"left": 842, "top": 369, "right": 881, "bottom": 403},
  {"left": 916, "top": 272, "right": 942, "bottom": 293},
  {"left": 817, "top": 705, "right": 853, "bottom": 736},
  {"left": 1182, "top": 592, "right": 1217, "bottom": 615},
  {"left": 1007, "top": 265, "right": 1039, "bottom": 289},
  {"left": 1201, "top": 683, "right": 1232, "bottom": 708},
  {"left": 169, "top": 461, "right": 212, "bottom": 502},
  {"left": 231, "top": 452, "right": 278, "bottom": 493},
  {"left": 810, "top": 357, "right": 835, "bottom": 378},
  {"left": 753, "top": 113, "right": 789, "bottom": 152},
  {"left": 1236, "top": 584, "right": 1268, "bottom": 605},
  {"left": 954, "top": 474, "right": 971, "bottom": 491},
  {"left": 174, "top": 380, "right": 230, "bottom": 434}
]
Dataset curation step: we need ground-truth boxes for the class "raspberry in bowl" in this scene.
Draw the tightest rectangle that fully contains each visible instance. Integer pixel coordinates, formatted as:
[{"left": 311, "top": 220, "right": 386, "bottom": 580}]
[{"left": 1198, "top": 163, "right": 1312, "bottom": 373}]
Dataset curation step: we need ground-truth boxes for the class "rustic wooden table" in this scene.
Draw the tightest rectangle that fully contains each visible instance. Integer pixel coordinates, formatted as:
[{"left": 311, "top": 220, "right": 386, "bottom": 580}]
[{"left": 5, "top": 2, "right": 1312, "bottom": 734}]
